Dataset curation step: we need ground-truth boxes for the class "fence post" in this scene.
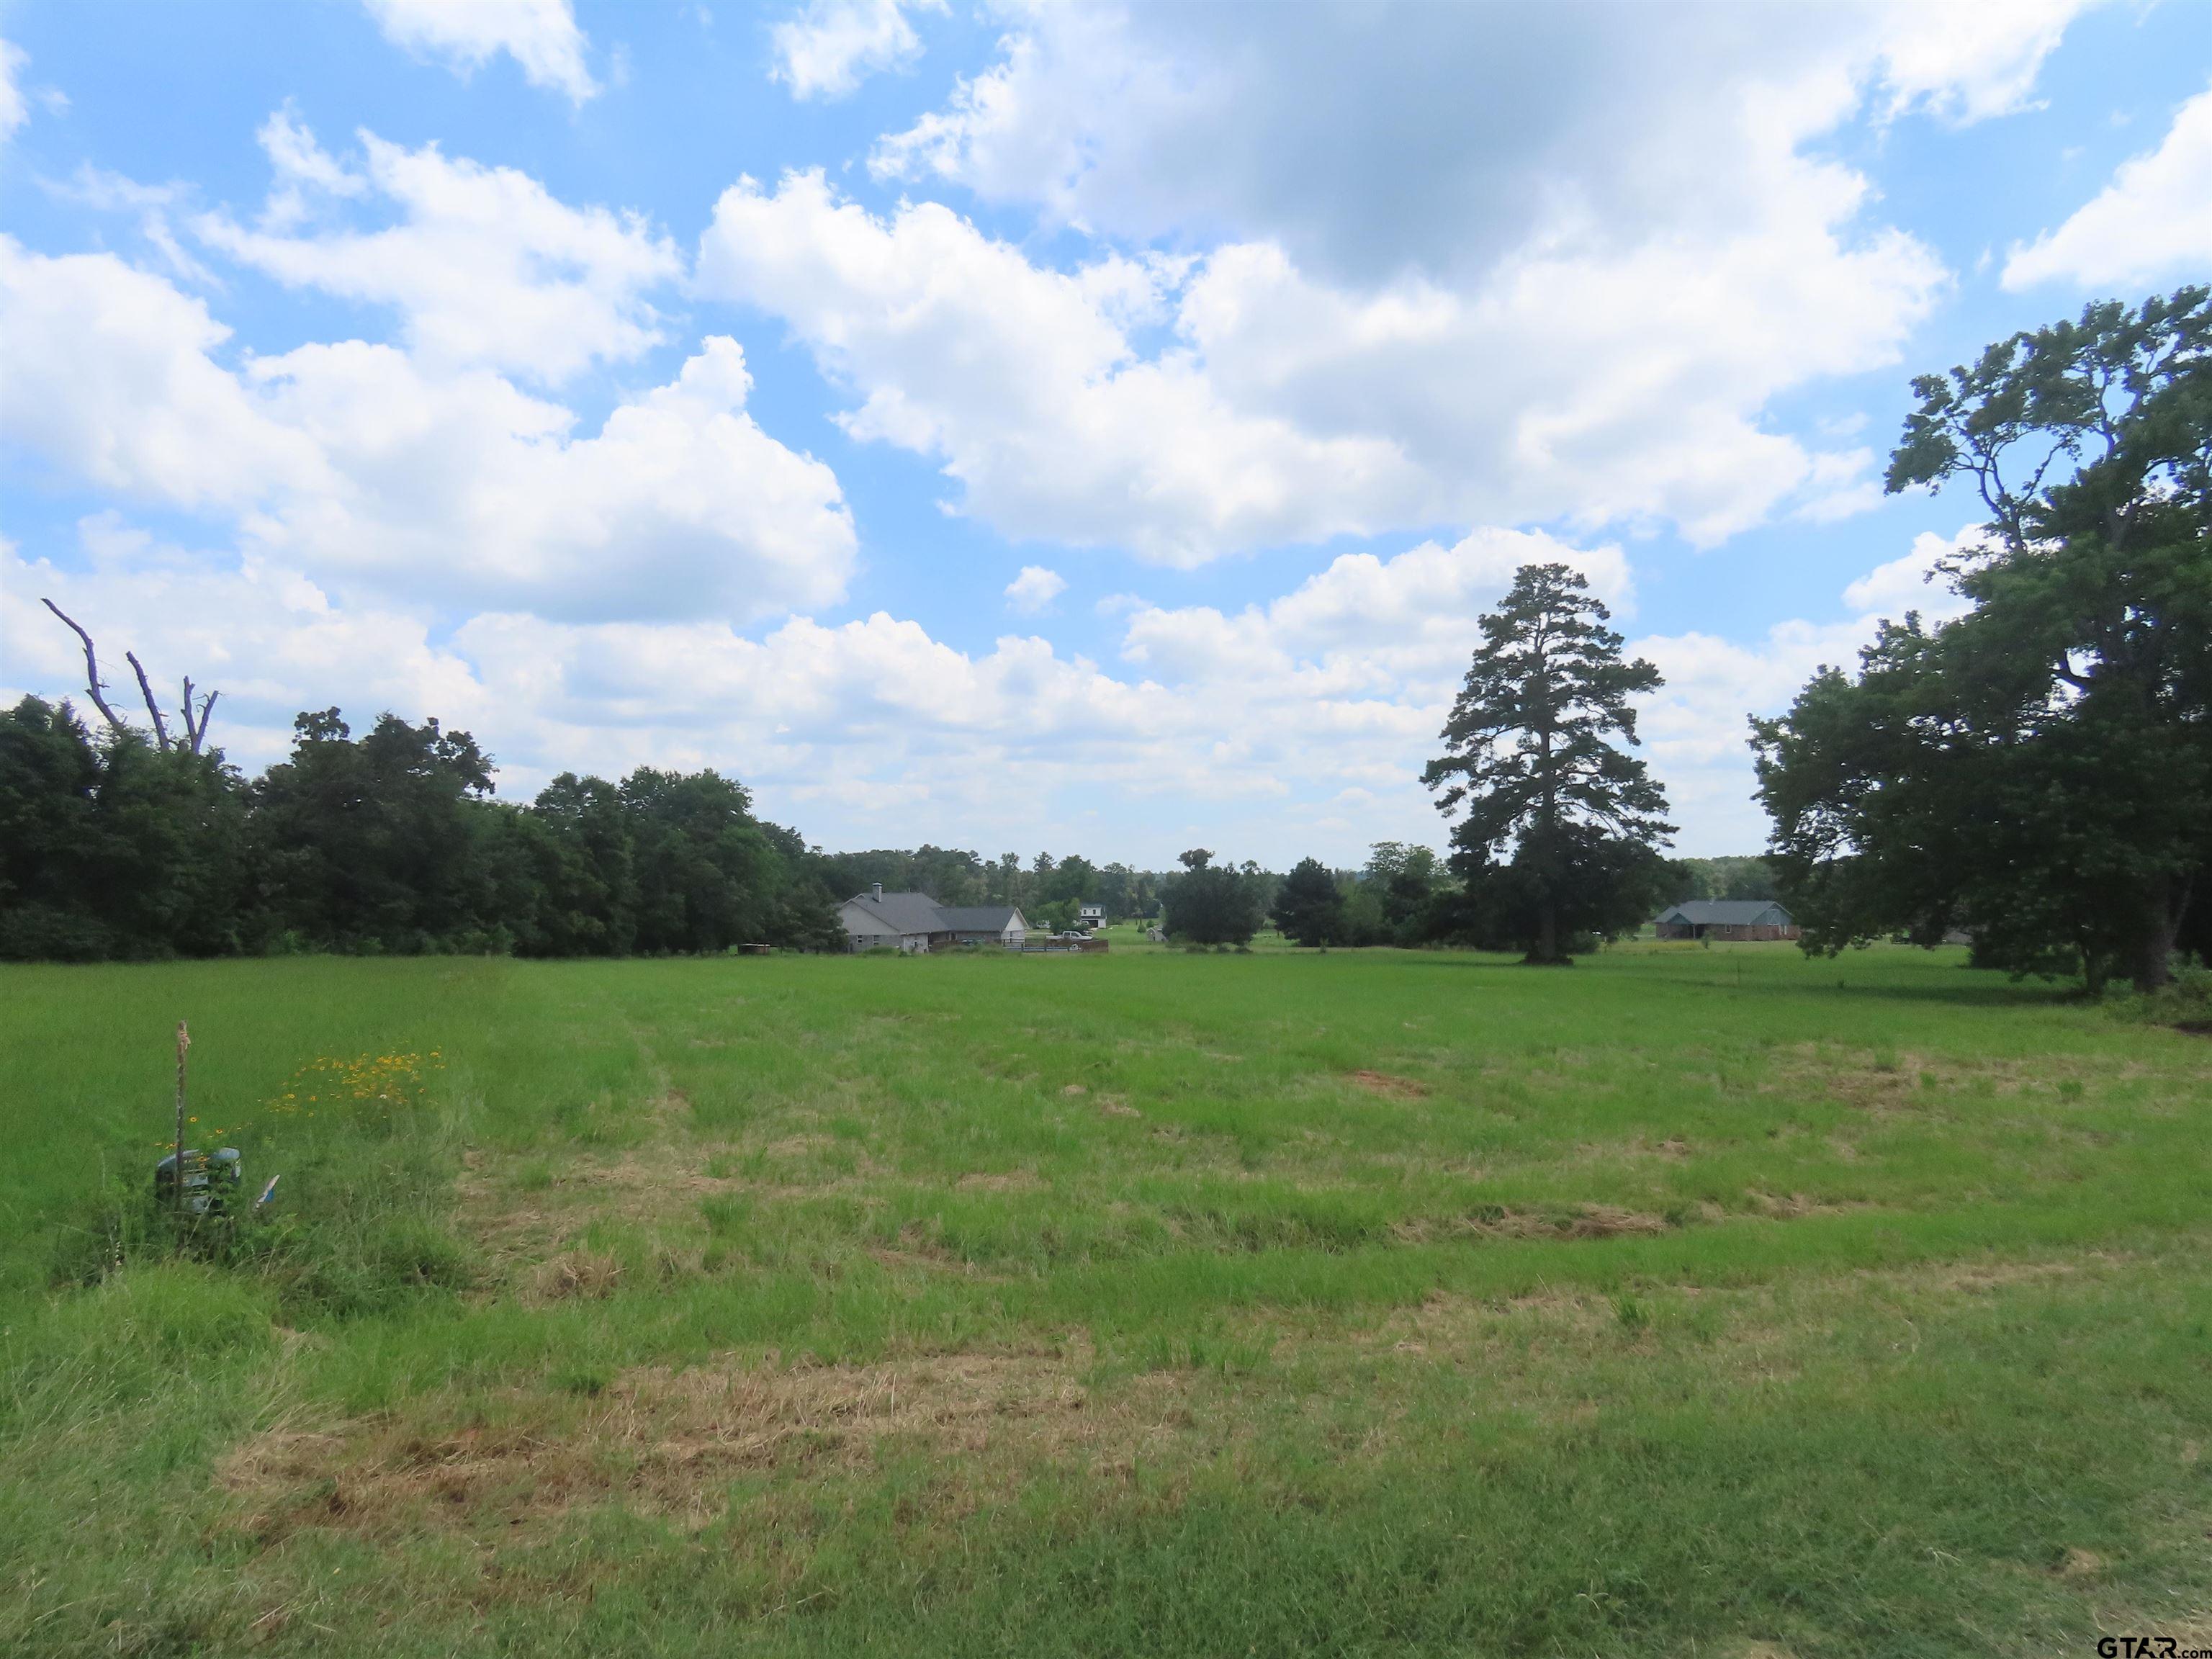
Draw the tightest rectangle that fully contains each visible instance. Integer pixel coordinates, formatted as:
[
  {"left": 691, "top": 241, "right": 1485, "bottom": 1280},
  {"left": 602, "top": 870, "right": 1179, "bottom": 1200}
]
[{"left": 174, "top": 1021, "right": 190, "bottom": 1219}]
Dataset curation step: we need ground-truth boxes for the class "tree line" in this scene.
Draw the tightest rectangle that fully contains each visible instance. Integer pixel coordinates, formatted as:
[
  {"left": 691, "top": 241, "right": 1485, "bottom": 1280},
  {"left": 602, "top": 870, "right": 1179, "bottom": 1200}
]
[{"left": 0, "top": 702, "right": 850, "bottom": 961}]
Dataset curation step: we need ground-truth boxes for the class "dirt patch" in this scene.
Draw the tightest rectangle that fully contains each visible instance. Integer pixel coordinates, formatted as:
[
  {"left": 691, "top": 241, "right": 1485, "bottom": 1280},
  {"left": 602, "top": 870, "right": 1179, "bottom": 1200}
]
[
  {"left": 222, "top": 1344, "right": 1194, "bottom": 1539},
  {"left": 1097, "top": 1097, "right": 1143, "bottom": 1120},
  {"left": 1348, "top": 1070, "right": 1428, "bottom": 1100}
]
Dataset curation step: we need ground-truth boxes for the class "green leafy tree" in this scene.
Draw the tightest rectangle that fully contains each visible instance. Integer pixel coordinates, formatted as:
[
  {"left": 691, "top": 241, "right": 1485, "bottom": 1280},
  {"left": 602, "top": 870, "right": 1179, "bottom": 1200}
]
[
  {"left": 1755, "top": 287, "right": 2211, "bottom": 993},
  {"left": 1043, "top": 854, "right": 1098, "bottom": 907},
  {"left": 1363, "top": 842, "right": 1449, "bottom": 944},
  {"left": 1161, "top": 848, "right": 1265, "bottom": 945},
  {"left": 1095, "top": 862, "right": 1136, "bottom": 922},
  {"left": 0, "top": 697, "right": 247, "bottom": 960},
  {"left": 521, "top": 773, "right": 638, "bottom": 955},
  {"left": 1424, "top": 564, "right": 1673, "bottom": 962},
  {"left": 248, "top": 709, "right": 500, "bottom": 951},
  {"left": 621, "top": 768, "right": 780, "bottom": 953},
  {"left": 1272, "top": 857, "right": 1346, "bottom": 945}
]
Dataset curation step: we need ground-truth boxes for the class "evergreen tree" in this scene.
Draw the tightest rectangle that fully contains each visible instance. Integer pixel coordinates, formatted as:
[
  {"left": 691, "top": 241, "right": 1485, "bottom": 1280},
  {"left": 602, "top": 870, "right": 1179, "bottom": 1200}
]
[
  {"left": 1272, "top": 857, "right": 1346, "bottom": 946},
  {"left": 1161, "top": 849, "right": 1265, "bottom": 946},
  {"left": 1424, "top": 564, "right": 1673, "bottom": 962}
]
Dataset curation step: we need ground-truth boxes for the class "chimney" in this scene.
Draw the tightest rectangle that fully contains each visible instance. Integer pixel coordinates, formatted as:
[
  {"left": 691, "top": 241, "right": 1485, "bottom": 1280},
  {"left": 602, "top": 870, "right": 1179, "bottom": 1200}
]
[{"left": 872, "top": 883, "right": 884, "bottom": 902}]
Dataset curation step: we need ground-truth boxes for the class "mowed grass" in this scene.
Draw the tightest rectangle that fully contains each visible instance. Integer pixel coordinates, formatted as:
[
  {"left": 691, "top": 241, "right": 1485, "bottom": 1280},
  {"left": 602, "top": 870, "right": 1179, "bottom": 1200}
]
[{"left": 2, "top": 943, "right": 2208, "bottom": 1656}]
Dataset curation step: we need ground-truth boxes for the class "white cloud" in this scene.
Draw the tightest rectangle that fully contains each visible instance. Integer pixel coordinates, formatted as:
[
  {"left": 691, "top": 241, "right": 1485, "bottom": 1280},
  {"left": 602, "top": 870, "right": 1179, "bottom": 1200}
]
[
  {"left": 1840, "top": 525, "right": 1982, "bottom": 622},
  {"left": 44, "top": 164, "right": 222, "bottom": 287},
  {"left": 698, "top": 171, "right": 1421, "bottom": 565},
  {"left": 870, "top": 4, "right": 2074, "bottom": 283},
  {"left": 799, "top": 4, "right": 2112, "bottom": 557},
  {"left": 1120, "top": 528, "right": 1632, "bottom": 691},
  {"left": 1003, "top": 565, "right": 1066, "bottom": 613},
  {"left": 1875, "top": 0, "right": 2082, "bottom": 123},
  {"left": 364, "top": 0, "right": 598, "bottom": 104},
  {"left": 0, "top": 240, "right": 855, "bottom": 624},
  {"left": 770, "top": 0, "right": 937, "bottom": 100},
  {"left": 199, "top": 122, "right": 680, "bottom": 383},
  {"left": 698, "top": 166, "right": 1938, "bottom": 559},
  {"left": 0, "top": 236, "right": 328, "bottom": 507},
  {"left": 2003, "top": 83, "right": 2212, "bottom": 291},
  {"left": 1, "top": 39, "right": 27, "bottom": 138},
  {"left": 1635, "top": 531, "right": 1977, "bottom": 850}
]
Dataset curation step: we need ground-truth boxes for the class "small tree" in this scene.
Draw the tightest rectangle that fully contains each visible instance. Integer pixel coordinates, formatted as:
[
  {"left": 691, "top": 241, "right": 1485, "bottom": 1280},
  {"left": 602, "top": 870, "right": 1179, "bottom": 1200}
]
[
  {"left": 1272, "top": 857, "right": 1346, "bottom": 946},
  {"left": 1162, "top": 848, "right": 1265, "bottom": 945},
  {"left": 1424, "top": 564, "right": 1673, "bottom": 962}
]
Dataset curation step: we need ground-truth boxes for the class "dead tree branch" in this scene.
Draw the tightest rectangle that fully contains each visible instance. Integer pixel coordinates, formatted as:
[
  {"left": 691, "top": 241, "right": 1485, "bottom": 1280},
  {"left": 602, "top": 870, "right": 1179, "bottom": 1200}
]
[
  {"left": 179, "top": 679, "right": 220, "bottom": 755},
  {"left": 125, "top": 652, "right": 174, "bottom": 752},
  {"left": 39, "top": 598, "right": 221, "bottom": 753},
  {"left": 40, "top": 598, "right": 130, "bottom": 736}
]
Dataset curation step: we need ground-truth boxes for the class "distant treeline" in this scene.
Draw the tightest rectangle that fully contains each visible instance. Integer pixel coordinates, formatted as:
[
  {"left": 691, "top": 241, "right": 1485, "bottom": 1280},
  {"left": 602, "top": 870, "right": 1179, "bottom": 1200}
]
[
  {"left": 1, "top": 699, "right": 850, "bottom": 961},
  {"left": 0, "top": 693, "right": 1776, "bottom": 963}
]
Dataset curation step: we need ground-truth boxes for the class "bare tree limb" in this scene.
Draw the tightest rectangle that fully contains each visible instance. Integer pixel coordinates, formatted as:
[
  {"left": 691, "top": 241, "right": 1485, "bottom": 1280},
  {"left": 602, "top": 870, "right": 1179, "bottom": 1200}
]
[
  {"left": 40, "top": 598, "right": 130, "bottom": 735},
  {"left": 179, "top": 679, "right": 219, "bottom": 754},
  {"left": 125, "top": 651, "right": 174, "bottom": 751}
]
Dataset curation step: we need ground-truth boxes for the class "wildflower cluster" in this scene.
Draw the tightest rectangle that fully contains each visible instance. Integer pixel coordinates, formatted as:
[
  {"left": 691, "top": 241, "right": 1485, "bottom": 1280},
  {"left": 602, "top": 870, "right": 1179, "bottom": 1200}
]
[
  {"left": 158, "top": 1048, "right": 447, "bottom": 1147},
  {"left": 263, "top": 1050, "right": 446, "bottom": 1124}
]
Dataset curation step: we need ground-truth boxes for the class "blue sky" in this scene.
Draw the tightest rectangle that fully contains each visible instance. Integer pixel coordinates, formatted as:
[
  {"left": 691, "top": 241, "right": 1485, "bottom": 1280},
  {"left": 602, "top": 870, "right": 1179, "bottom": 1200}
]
[{"left": 3, "top": 1, "right": 2208, "bottom": 864}]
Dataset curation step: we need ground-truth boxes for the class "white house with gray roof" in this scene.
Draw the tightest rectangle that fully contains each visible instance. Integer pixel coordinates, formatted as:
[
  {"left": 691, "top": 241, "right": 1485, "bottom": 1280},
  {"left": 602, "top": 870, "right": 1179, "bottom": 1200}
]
[{"left": 837, "top": 886, "right": 1029, "bottom": 952}]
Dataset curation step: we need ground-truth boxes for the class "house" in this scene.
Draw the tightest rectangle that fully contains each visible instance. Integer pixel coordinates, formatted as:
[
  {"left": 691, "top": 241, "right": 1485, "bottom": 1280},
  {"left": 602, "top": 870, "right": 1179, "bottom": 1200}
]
[
  {"left": 1077, "top": 904, "right": 1105, "bottom": 930},
  {"left": 1653, "top": 899, "right": 1799, "bottom": 942},
  {"left": 836, "top": 885, "right": 1028, "bottom": 952},
  {"left": 936, "top": 906, "right": 1031, "bottom": 947}
]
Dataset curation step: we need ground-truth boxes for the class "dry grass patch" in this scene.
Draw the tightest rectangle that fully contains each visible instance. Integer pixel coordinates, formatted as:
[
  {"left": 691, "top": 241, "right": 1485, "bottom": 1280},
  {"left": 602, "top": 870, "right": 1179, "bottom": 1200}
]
[
  {"left": 1393, "top": 1203, "right": 1674, "bottom": 1244},
  {"left": 955, "top": 1171, "right": 1048, "bottom": 1193},
  {"left": 528, "top": 1249, "right": 626, "bottom": 1301},
  {"left": 221, "top": 1344, "right": 1200, "bottom": 1542},
  {"left": 1347, "top": 1069, "right": 1427, "bottom": 1100}
]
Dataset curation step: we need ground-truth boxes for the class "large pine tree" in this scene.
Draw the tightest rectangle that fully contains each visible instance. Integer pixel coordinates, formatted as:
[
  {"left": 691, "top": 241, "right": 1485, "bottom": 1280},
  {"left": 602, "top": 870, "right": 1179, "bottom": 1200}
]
[{"left": 1424, "top": 564, "right": 1673, "bottom": 963}]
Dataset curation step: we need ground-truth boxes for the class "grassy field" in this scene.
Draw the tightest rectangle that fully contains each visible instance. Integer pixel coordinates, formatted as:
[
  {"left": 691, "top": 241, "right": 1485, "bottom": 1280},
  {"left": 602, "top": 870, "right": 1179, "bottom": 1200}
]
[{"left": 2, "top": 940, "right": 2208, "bottom": 1656}]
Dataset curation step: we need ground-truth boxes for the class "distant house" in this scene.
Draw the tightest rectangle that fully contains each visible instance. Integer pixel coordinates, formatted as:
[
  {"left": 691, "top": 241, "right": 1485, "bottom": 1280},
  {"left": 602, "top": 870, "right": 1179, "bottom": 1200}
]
[
  {"left": 1654, "top": 899, "right": 1799, "bottom": 942},
  {"left": 836, "top": 885, "right": 1028, "bottom": 953},
  {"left": 937, "top": 906, "right": 1031, "bottom": 947},
  {"left": 1077, "top": 904, "right": 1105, "bottom": 930}
]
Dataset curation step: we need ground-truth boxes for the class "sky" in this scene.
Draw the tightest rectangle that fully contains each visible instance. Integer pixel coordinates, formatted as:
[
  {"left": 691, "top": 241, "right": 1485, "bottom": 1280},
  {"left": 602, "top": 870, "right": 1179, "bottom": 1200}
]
[{"left": 2, "top": 1, "right": 2208, "bottom": 867}]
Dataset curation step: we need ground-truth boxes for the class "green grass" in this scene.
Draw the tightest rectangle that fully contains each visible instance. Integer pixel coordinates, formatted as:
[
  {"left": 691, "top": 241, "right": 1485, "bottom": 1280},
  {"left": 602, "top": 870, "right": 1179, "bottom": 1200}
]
[{"left": 2, "top": 943, "right": 2208, "bottom": 1656}]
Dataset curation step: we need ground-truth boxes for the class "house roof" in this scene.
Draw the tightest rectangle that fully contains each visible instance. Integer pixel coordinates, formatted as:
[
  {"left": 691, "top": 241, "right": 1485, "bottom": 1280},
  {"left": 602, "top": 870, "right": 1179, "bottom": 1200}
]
[
  {"left": 1657, "top": 899, "right": 1793, "bottom": 925},
  {"left": 937, "top": 906, "right": 1025, "bottom": 932},
  {"left": 841, "top": 891, "right": 950, "bottom": 935}
]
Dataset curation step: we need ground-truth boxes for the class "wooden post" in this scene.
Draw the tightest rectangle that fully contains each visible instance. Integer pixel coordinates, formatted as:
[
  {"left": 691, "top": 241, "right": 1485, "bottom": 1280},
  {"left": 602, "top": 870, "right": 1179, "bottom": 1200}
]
[{"left": 174, "top": 1022, "right": 190, "bottom": 1218}]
